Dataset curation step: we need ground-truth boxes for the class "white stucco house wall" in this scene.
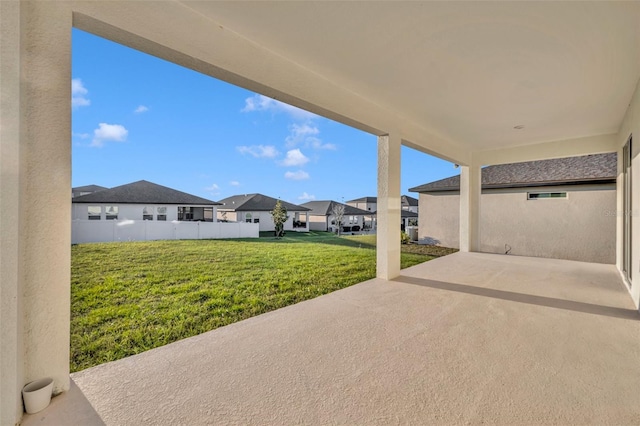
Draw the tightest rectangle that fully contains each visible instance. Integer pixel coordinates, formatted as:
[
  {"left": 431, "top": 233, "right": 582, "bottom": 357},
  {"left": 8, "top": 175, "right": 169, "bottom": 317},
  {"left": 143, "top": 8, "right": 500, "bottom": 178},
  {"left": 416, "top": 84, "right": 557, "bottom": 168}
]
[
  {"left": 409, "top": 153, "right": 617, "bottom": 264},
  {"left": 217, "top": 193, "right": 310, "bottom": 233},
  {"left": 300, "top": 200, "right": 371, "bottom": 232}
]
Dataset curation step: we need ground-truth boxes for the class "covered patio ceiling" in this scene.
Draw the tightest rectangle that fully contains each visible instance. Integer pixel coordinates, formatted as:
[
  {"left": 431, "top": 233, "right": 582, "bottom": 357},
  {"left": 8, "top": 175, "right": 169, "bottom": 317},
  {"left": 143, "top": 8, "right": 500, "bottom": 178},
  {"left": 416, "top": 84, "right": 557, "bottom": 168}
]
[
  {"left": 183, "top": 2, "right": 639, "bottom": 149},
  {"left": 71, "top": 1, "right": 640, "bottom": 164}
]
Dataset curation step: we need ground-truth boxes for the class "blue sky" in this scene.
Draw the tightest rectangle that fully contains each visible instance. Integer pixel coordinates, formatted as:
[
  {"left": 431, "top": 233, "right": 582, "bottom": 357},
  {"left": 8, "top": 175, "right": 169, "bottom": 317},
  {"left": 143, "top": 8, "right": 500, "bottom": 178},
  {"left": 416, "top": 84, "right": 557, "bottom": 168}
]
[{"left": 72, "top": 29, "right": 458, "bottom": 204}]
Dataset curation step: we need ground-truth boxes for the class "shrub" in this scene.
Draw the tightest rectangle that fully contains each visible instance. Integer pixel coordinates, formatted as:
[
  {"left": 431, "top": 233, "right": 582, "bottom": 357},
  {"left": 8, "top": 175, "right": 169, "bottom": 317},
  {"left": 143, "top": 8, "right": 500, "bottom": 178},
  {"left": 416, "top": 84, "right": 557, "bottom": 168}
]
[{"left": 401, "top": 231, "right": 410, "bottom": 244}]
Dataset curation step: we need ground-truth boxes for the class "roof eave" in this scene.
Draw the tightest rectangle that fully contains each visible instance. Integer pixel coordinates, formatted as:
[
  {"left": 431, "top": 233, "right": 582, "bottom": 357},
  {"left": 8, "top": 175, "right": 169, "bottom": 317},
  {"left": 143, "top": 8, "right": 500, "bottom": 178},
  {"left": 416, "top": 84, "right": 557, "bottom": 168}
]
[{"left": 415, "top": 177, "right": 617, "bottom": 193}]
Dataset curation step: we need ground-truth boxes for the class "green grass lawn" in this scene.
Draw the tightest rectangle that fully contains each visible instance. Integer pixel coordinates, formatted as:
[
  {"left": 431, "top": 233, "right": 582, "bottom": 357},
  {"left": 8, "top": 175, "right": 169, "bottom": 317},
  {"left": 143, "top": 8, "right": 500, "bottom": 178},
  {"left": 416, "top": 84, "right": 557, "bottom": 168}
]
[{"left": 71, "top": 231, "right": 456, "bottom": 372}]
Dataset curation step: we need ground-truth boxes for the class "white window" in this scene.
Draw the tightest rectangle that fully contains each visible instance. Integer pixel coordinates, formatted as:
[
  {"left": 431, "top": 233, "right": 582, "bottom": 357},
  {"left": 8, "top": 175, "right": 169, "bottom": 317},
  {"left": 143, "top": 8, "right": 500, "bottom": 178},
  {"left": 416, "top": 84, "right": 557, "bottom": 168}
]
[
  {"left": 157, "top": 206, "right": 167, "bottom": 221},
  {"left": 143, "top": 206, "right": 154, "bottom": 220},
  {"left": 527, "top": 192, "right": 567, "bottom": 200},
  {"left": 88, "top": 206, "right": 101, "bottom": 220},
  {"left": 245, "top": 213, "right": 252, "bottom": 223},
  {"left": 105, "top": 206, "right": 118, "bottom": 220},
  {"left": 178, "top": 207, "right": 193, "bottom": 221}
]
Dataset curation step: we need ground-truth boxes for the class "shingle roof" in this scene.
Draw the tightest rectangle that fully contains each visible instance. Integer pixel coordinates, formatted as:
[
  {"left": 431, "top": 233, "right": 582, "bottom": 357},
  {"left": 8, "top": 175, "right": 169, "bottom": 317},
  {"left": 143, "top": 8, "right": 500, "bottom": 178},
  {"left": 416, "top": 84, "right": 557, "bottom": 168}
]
[
  {"left": 300, "top": 200, "right": 373, "bottom": 216},
  {"left": 72, "top": 180, "right": 220, "bottom": 205},
  {"left": 348, "top": 195, "right": 417, "bottom": 206},
  {"left": 401, "top": 210, "right": 419, "bottom": 218},
  {"left": 346, "top": 196, "right": 377, "bottom": 203},
  {"left": 409, "top": 153, "right": 617, "bottom": 193},
  {"left": 72, "top": 184, "right": 108, "bottom": 193},
  {"left": 217, "top": 193, "right": 310, "bottom": 212},
  {"left": 402, "top": 195, "right": 418, "bottom": 206}
]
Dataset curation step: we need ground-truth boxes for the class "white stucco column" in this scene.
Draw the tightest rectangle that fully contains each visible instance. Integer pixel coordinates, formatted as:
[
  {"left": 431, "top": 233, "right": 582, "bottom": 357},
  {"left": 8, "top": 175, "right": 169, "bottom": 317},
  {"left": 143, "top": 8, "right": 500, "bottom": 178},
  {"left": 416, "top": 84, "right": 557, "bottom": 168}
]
[
  {"left": 459, "top": 163, "right": 481, "bottom": 252},
  {"left": 1, "top": 2, "right": 72, "bottom": 424},
  {"left": 1, "top": 2, "right": 24, "bottom": 423},
  {"left": 377, "top": 133, "right": 401, "bottom": 279}
]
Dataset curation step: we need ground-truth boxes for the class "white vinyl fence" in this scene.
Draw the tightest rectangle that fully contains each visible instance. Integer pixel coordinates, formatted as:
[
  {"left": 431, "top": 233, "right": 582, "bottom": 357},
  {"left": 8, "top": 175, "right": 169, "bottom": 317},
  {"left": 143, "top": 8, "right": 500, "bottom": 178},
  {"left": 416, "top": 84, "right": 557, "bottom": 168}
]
[{"left": 72, "top": 220, "right": 259, "bottom": 244}]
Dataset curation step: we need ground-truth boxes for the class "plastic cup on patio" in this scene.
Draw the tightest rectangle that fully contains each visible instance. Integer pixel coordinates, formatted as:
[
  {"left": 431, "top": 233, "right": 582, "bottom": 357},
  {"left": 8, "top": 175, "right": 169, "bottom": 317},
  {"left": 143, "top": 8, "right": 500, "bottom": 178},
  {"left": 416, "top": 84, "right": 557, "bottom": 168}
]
[{"left": 22, "top": 378, "right": 54, "bottom": 414}]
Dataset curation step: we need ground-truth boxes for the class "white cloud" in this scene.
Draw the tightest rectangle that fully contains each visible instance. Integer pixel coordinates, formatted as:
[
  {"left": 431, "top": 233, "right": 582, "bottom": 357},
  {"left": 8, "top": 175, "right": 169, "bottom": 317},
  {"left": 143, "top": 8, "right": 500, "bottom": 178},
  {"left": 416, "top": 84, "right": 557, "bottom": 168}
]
[
  {"left": 72, "top": 78, "right": 90, "bottom": 108},
  {"left": 73, "top": 132, "right": 90, "bottom": 140},
  {"left": 72, "top": 79, "right": 88, "bottom": 96},
  {"left": 205, "top": 183, "right": 220, "bottom": 195},
  {"left": 91, "top": 123, "right": 128, "bottom": 148},
  {"left": 229, "top": 181, "right": 240, "bottom": 186},
  {"left": 284, "top": 123, "right": 336, "bottom": 151},
  {"left": 298, "top": 192, "right": 315, "bottom": 201},
  {"left": 73, "top": 97, "right": 91, "bottom": 108},
  {"left": 134, "top": 105, "right": 149, "bottom": 114},
  {"left": 241, "top": 94, "right": 316, "bottom": 120},
  {"left": 285, "top": 170, "right": 310, "bottom": 180},
  {"left": 308, "top": 137, "right": 337, "bottom": 150},
  {"left": 237, "top": 145, "right": 279, "bottom": 159},
  {"left": 281, "top": 149, "right": 309, "bottom": 167},
  {"left": 285, "top": 123, "right": 319, "bottom": 147}
]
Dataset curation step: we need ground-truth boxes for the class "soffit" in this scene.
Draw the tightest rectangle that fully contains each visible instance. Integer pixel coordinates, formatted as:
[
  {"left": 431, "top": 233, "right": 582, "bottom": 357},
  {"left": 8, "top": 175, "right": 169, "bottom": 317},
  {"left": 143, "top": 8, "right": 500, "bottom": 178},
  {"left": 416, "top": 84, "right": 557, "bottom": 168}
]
[{"left": 180, "top": 1, "right": 640, "bottom": 151}]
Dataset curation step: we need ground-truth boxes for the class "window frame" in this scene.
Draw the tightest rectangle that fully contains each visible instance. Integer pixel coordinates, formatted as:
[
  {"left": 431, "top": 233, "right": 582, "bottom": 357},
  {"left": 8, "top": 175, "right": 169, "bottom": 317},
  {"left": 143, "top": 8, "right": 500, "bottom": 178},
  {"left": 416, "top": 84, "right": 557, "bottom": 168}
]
[
  {"left": 527, "top": 192, "right": 568, "bottom": 200},
  {"left": 88, "top": 206, "right": 101, "bottom": 220},
  {"left": 143, "top": 206, "right": 154, "bottom": 221},
  {"left": 105, "top": 205, "right": 119, "bottom": 220},
  {"left": 157, "top": 206, "right": 167, "bottom": 221}
]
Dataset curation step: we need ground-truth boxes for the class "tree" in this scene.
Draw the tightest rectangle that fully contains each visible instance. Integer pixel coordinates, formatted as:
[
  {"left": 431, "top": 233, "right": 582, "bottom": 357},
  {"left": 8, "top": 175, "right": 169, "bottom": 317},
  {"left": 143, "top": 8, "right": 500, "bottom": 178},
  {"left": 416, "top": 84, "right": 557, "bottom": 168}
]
[
  {"left": 270, "top": 200, "right": 289, "bottom": 238},
  {"left": 331, "top": 202, "right": 345, "bottom": 236}
]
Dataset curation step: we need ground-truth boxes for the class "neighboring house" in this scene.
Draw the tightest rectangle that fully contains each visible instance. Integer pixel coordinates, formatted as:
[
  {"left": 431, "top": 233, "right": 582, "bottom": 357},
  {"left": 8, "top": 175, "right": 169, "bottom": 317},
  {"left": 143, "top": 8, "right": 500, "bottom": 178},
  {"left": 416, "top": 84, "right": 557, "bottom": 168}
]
[
  {"left": 409, "top": 153, "right": 617, "bottom": 264},
  {"left": 346, "top": 196, "right": 377, "bottom": 230},
  {"left": 72, "top": 180, "right": 220, "bottom": 222},
  {"left": 71, "top": 181, "right": 257, "bottom": 243},
  {"left": 72, "top": 184, "right": 108, "bottom": 198},
  {"left": 217, "top": 193, "right": 310, "bottom": 232},
  {"left": 401, "top": 195, "right": 419, "bottom": 213},
  {"left": 400, "top": 210, "right": 419, "bottom": 232},
  {"left": 346, "top": 196, "right": 377, "bottom": 212},
  {"left": 300, "top": 200, "right": 372, "bottom": 233},
  {"left": 401, "top": 195, "right": 419, "bottom": 229},
  {"left": 347, "top": 195, "right": 418, "bottom": 230}
]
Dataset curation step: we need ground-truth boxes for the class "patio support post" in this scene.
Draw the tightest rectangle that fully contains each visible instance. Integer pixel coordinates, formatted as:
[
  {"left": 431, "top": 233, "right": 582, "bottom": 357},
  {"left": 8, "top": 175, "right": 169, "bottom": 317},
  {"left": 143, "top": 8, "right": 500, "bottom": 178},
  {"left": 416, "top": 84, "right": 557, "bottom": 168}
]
[
  {"left": 1, "top": 2, "right": 24, "bottom": 423},
  {"left": 459, "top": 163, "right": 481, "bottom": 252},
  {"left": 377, "top": 133, "right": 401, "bottom": 279},
  {"left": 1, "top": 2, "right": 72, "bottom": 424}
]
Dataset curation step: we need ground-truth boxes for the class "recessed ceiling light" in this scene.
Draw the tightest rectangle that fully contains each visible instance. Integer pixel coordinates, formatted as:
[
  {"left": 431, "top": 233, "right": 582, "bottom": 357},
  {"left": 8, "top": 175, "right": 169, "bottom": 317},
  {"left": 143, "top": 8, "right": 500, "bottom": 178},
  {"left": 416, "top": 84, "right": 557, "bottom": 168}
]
[{"left": 513, "top": 125, "right": 525, "bottom": 130}]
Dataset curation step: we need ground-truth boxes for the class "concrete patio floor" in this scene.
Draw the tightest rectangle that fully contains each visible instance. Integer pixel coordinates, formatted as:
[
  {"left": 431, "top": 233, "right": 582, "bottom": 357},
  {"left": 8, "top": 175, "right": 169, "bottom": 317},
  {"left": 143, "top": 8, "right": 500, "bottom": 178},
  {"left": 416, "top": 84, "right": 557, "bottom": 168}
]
[{"left": 22, "top": 252, "right": 640, "bottom": 425}]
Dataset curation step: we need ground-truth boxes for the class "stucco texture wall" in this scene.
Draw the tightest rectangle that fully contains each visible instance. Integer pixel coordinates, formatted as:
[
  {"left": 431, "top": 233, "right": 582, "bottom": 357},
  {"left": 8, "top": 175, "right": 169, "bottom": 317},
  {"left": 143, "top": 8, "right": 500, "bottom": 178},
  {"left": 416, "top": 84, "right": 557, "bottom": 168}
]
[
  {"left": 309, "top": 215, "right": 328, "bottom": 231},
  {"left": 480, "top": 186, "right": 616, "bottom": 264},
  {"left": 418, "top": 193, "right": 460, "bottom": 248},
  {"left": 615, "top": 74, "right": 640, "bottom": 307},
  {"left": 418, "top": 185, "right": 616, "bottom": 264}
]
